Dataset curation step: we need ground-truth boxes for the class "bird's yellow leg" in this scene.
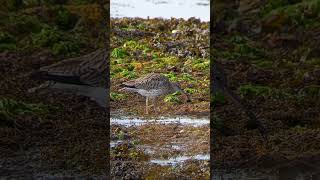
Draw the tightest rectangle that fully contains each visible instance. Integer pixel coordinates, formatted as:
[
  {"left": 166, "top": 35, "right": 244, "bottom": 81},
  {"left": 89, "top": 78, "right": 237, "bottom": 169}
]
[{"left": 145, "top": 97, "right": 149, "bottom": 115}]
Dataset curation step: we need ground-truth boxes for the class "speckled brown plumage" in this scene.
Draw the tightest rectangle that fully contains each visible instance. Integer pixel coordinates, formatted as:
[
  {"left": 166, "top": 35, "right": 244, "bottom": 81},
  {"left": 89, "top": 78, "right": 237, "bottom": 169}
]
[
  {"left": 38, "top": 49, "right": 107, "bottom": 87},
  {"left": 121, "top": 73, "right": 177, "bottom": 96},
  {"left": 29, "top": 49, "right": 108, "bottom": 108},
  {"left": 120, "top": 73, "right": 189, "bottom": 114}
]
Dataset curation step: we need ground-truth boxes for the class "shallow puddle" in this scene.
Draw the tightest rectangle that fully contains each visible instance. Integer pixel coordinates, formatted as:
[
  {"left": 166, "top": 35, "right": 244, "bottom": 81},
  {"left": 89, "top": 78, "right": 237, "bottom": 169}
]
[
  {"left": 150, "top": 154, "right": 209, "bottom": 166},
  {"left": 110, "top": 116, "right": 209, "bottom": 127},
  {"left": 137, "top": 143, "right": 186, "bottom": 155},
  {"left": 111, "top": 115, "right": 209, "bottom": 176},
  {"left": 110, "top": 140, "right": 123, "bottom": 148}
]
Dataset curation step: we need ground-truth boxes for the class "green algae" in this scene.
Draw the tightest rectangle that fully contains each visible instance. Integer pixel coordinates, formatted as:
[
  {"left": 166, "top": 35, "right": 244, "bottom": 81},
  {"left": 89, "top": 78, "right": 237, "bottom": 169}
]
[
  {"left": 0, "top": 97, "right": 51, "bottom": 123},
  {"left": 111, "top": 47, "right": 128, "bottom": 58},
  {"left": 110, "top": 92, "right": 128, "bottom": 101},
  {"left": 262, "top": 0, "right": 320, "bottom": 28},
  {"left": 164, "top": 92, "right": 182, "bottom": 104}
]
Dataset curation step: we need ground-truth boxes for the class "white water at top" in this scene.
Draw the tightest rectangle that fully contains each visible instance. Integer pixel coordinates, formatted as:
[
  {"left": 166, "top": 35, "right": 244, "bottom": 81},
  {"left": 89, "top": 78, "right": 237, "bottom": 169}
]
[{"left": 111, "top": 0, "right": 210, "bottom": 22}]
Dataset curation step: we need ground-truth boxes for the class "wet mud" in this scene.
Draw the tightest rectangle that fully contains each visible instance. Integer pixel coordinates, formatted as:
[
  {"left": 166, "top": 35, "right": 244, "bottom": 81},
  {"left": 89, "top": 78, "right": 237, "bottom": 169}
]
[
  {"left": 0, "top": 52, "right": 109, "bottom": 178},
  {"left": 0, "top": 1, "right": 111, "bottom": 178},
  {"left": 110, "top": 117, "right": 209, "bottom": 179}
]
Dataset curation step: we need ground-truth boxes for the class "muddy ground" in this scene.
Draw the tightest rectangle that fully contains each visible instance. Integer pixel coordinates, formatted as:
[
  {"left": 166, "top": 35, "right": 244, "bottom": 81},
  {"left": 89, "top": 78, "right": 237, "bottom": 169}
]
[
  {"left": 212, "top": 0, "right": 320, "bottom": 178},
  {"left": 0, "top": 2, "right": 110, "bottom": 179},
  {"left": 110, "top": 118, "right": 209, "bottom": 179},
  {"left": 0, "top": 52, "right": 109, "bottom": 178}
]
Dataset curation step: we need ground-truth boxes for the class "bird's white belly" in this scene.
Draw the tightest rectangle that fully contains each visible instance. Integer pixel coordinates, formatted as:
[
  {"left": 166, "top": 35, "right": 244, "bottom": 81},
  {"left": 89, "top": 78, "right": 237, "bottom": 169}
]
[{"left": 137, "top": 89, "right": 166, "bottom": 97}]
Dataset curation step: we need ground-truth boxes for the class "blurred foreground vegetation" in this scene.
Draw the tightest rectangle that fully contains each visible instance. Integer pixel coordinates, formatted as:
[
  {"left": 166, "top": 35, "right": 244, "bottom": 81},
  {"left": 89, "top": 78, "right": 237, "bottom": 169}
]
[{"left": 0, "top": 0, "right": 107, "bottom": 56}]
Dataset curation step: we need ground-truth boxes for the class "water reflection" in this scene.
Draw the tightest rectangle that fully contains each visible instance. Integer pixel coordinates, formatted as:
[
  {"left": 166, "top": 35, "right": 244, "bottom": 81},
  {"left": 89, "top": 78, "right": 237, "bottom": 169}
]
[{"left": 150, "top": 154, "right": 209, "bottom": 166}]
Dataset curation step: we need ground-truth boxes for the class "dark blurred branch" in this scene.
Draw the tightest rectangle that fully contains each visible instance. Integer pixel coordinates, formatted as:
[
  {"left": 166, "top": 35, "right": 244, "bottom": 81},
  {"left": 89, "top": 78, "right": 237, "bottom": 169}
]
[
  {"left": 98, "top": 0, "right": 109, "bottom": 46},
  {"left": 97, "top": 0, "right": 110, "bottom": 177}
]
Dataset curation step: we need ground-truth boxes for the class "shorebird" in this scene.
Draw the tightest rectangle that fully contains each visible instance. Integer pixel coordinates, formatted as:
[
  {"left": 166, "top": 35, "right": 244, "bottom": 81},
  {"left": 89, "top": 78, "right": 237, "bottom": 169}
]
[
  {"left": 28, "top": 49, "right": 108, "bottom": 108},
  {"left": 119, "top": 73, "right": 190, "bottom": 114}
]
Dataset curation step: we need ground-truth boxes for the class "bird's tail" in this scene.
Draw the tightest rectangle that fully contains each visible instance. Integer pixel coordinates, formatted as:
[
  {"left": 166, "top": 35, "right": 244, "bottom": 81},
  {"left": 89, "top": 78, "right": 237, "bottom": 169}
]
[{"left": 29, "top": 70, "right": 87, "bottom": 85}]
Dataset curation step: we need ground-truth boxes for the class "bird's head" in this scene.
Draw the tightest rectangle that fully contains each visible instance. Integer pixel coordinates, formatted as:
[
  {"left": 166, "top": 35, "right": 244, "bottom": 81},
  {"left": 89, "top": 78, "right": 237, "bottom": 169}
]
[{"left": 171, "top": 82, "right": 191, "bottom": 102}]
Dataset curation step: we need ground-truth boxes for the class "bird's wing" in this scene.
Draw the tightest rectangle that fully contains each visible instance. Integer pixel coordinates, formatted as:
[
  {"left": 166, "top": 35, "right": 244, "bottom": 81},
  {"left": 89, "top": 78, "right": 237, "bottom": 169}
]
[
  {"left": 124, "top": 74, "right": 170, "bottom": 90},
  {"left": 79, "top": 49, "right": 107, "bottom": 87},
  {"left": 33, "top": 49, "right": 107, "bottom": 87},
  {"left": 40, "top": 56, "right": 83, "bottom": 76},
  {"left": 79, "top": 67, "right": 107, "bottom": 87},
  {"left": 122, "top": 79, "right": 137, "bottom": 88},
  {"left": 121, "top": 74, "right": 152, "bottom": 88}
]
